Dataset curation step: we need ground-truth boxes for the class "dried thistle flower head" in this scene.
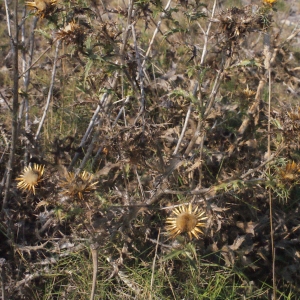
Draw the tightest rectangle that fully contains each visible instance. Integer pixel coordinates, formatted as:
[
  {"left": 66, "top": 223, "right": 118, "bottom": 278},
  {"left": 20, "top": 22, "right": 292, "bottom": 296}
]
[
  {"left": 288, "top": 107, "right": 300, "bottom": 121},
  {"left": 25, "top": 0, "right": 57, "bottom": 18},
  {"left": 242, "top": 85, "right": 256, "bottom": 98},
  {"left": 60, "top": 171, "right": 98, "bottom": 200},
  {"left": 218, "top": 6, "right": 254, "bottom": 40},
  {"left": 166, "top": 203, "right": 207, "bottom": 240},
  {"left": 263, "top": 0, "right": 277, "bottom": 6},
  {"left": 217, "top": 5, "right": 272, "bottom": 46},
  {"left": 279, "top": 161, "right": 300, "bottom": 183},
  {"left": 56, "top": 20, "right": 85, "bottom": 45},
  {"left": 16, "top": 164, "right": 45, "bottom": 194}
]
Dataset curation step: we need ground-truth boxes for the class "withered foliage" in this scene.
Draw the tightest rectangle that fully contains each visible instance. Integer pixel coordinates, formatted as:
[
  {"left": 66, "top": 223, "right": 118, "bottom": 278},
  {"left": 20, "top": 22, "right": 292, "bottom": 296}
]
[
  {"left": 1, "top": 0, "right": 300, "bottom": 298},
  {"left": 56, "top": 20, "right": 86, "bottom": 45}
]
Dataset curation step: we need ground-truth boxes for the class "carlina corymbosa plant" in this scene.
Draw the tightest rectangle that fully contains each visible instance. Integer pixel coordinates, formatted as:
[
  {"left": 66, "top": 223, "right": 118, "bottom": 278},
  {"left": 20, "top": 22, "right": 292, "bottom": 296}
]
[
  {"left": 59, "top": 171, "right": 98, "bottom": 200},
  {"left": 166, "top": 203, "right": 207, "bottom": 240},
  {"left": 16, "top": 164, "right": 45, "bottom": 194},
  {"left": 25, "top": 0, "right": 57, "bottom": 19}
]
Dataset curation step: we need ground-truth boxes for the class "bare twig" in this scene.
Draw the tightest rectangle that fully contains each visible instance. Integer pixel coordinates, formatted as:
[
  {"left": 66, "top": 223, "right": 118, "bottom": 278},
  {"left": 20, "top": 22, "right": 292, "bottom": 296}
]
[
  {"left": 4, "top": 0, "right": 12, "bottom": 40},
  {"left": 173, "top": 104, "right": 192, "bottom": 155},
  {"left": 198, "top": 0, "right": 218, "bottom": 65},
  {"left": 68, "top": 99, "right": 102, "bottom": 171},
  {"left": 0, "top": 92, "right": 12, "bottom": 112},
  {"left": 18, "top": 40, "right": 58, "bottom": 79},
  {"left": 35, "top": 40, "right": 61, "bottom": 141},
  {"left": 141, "top": 0, "right": 173, "bottom": 70}
]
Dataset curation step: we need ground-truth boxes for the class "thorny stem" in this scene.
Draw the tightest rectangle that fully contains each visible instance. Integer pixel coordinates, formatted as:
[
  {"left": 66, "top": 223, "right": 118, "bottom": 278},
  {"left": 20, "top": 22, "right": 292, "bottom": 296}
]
[
  {"left": 199, "top": 0, "right": 218, "bottom": 65},
  {"left": 19, "top": 16, "right": 38, "bottom": 119},
  {"left": 20, "top": 8, "right": 29, "bottom": 164},
  {"left": 183, "top": 0, "right": 219, "bottom": 157},
  {"left": 141, "top": 0, "right": 172, "bottom": 70},
  {"left": 20, "top": 13, "right": 38, "bottom": 164},
  {"left": 68, "top": 99, "right": 102, "bottom": 171},
  {"left": 2, "top": 0, "right": 19, "bottom": 213},
  {"left": 70, "top": 0, "right": 135, "bottom": 172}
]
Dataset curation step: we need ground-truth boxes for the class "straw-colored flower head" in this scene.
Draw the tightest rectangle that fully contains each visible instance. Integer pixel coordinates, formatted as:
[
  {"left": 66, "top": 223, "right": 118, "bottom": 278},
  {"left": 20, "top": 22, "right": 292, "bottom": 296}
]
[
  {"left": 279, "top": 161, "right": 300, "bottom": 183},
  {"left": 242, "top": 85, "right": 256, "bottom": 98},
  {"left": 25, "top": 0, "right": 57, "bottom": 18},
  {"left": 263, "top": 0, "right": 277, "bottom": 6},
  {"left": 16, "top": 164, "right": 45, "bottom": 194},
  {"left": 56, "top": 20, "right": 84, "bottom": 45},
  {"left": 60, "top": 171, "right": 98, "bottom": 200},
  {"left": 166, "top": 203, "right": 207, "bottom": 240}
]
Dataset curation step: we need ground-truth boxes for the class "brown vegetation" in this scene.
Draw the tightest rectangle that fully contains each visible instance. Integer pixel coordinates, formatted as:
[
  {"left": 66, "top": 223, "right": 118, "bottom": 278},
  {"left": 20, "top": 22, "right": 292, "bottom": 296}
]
[{"left": 1, "top": 0, "right": 300, "bottom": 299}]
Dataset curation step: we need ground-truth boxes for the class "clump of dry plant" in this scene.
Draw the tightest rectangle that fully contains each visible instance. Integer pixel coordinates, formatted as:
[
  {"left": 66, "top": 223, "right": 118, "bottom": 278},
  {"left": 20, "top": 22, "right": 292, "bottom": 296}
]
[
  {"left": 59, "top": 170, "right": 98, "bottom": 200},
  {"left": 278, "top": 161, "right": 300, "bottom": 184},
  {"left": 242, "top": 85, "right": 256, "bottom": 99},
  {"left": 56, "top": 20, "right": 85, "bottom": 45},
  {"left": 287, "top": 107, "right": 300, "bottom": 130}
]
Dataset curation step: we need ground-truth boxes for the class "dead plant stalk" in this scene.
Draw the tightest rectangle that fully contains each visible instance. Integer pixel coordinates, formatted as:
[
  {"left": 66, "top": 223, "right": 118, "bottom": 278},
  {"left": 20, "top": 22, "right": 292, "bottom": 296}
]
[{"left": 2, "top": 0, "right": 19, "bottom": 213}]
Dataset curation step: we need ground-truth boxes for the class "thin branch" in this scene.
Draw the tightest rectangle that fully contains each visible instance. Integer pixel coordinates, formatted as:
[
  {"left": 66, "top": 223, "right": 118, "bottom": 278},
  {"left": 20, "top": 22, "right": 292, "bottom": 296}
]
[
  {"left": 19, "top": 12, "right": 38, "bottom": 164},
  {"left": 4, "top": 0, "right": 12, "bottom": 41},
  {"left": 35, "top": 40, "right": 61, "bottom": 141},
  {"left": 140, "top": 0, "right": 173, "bottom": 70},
  {"left": 68, "top": 101, "right": 102, "bottom": 171},
  {"left": 0, "top": 92, "right": 13, "bottom": 112},
  {"left": 18, "top": 40, "right": 57, "bottom": 79},
  {"left": 199, "top": 0, "right": 218, "bottom": 65}
]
